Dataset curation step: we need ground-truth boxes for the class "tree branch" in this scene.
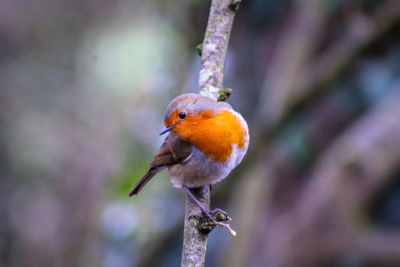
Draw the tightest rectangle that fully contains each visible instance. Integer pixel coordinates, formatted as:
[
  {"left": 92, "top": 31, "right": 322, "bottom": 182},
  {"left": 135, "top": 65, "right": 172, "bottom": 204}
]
[
  {"left": 198, "top": 0, "right": 238, "bottom": 101},
  {"left": 181, "top": 187, "right": 210, "bottom": 267},
  {"left": 181, "top": 0, "right": 240, "bottom": 266}
]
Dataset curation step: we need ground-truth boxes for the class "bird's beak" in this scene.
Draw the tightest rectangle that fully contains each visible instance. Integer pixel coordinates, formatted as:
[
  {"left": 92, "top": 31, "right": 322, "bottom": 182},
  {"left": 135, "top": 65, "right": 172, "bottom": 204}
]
[{"left": 159, "top": 125, "right": 174, "bottom": 135}]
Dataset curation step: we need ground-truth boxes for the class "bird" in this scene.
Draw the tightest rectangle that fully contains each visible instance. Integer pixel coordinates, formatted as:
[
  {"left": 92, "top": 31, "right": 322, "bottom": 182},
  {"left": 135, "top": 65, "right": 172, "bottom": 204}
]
[{"left": 129, "top": 93, "right": 249, "bottom": 226}]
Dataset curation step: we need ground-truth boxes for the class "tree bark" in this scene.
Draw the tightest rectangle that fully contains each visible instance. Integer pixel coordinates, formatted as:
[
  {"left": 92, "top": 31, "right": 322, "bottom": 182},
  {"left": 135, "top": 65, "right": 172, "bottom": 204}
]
[
  {"left": 181, "top": 187, "right": 211, "bottom": 267},
  {"left": 181, "top": 0, "right": 240, "bottom": 266}
]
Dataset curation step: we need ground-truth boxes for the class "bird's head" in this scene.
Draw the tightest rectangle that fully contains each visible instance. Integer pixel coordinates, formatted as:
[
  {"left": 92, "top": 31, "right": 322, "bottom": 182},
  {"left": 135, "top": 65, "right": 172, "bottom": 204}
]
[{"left": 159, "top": 93, "right": 231, "bottom": 141}]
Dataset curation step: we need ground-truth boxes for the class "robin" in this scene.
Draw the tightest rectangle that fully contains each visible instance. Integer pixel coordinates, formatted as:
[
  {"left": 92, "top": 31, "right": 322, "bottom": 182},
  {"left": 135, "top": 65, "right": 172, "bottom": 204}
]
[{"left": 129, "top": 93, "right": 249, "bottom": 232}]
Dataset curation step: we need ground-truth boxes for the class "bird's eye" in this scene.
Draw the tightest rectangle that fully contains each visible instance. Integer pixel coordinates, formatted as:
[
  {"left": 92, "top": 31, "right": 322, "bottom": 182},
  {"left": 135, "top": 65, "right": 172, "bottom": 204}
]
[{"left": 178, "top": 112, "right": 186, "bottom": 119}]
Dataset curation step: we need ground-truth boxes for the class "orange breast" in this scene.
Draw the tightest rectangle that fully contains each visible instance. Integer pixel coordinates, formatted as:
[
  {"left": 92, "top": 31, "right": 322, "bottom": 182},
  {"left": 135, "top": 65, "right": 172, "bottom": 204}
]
[{"left": 174, "top": 110, "right": 247, "bottom": 162}]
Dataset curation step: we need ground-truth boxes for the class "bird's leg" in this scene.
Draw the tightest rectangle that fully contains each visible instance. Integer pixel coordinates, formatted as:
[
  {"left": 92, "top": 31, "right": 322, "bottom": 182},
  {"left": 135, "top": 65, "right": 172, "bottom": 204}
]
[
  {"left": 183, "top": 186, "right": 236, "bottom": 236},
  {"left": 183, "top": 186, "right": 215, "bottom": 221}
]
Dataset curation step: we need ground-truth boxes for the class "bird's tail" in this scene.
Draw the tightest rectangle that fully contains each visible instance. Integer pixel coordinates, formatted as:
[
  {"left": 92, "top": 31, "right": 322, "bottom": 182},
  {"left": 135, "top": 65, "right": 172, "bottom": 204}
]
[{"left": 128, "top": 168, "right": 158, "bottom": 197}]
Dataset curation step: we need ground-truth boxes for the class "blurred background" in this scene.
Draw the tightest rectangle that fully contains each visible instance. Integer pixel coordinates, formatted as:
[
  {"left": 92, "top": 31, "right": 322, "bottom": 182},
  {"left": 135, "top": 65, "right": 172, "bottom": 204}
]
[{"left": 1, "top": 0, "right": 400, "bottom": 266}]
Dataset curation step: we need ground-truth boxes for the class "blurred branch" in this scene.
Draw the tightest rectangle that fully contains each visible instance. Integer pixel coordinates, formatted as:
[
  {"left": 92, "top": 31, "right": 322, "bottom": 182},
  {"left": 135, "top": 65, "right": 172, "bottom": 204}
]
[
  {"left": 296, "top": 90, "right": 400, "bottom": 229},
  {"left": 262, "top": 89, "right": 400, "bottom": 266},
  {"left": 293, "top": 0, "right": 400, "bottom": 112},
  {"left": 223, "top": 154, "right": 276, "bottom": 267},
  {"left": 258, "top": 0, "right": 327, "bottom": 126},
  {"left": 182, "top": 0, "right": 240, "bottom": 266},
  {"left": 257, "top": 0, "right": 400, "bottom": 136},
  {"left": 293, "top": 231, "right": 400, "bottom": 265}
]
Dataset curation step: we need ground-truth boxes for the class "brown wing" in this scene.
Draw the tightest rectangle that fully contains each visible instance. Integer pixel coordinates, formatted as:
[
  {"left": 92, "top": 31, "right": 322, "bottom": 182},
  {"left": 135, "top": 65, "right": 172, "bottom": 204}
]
[{"left": 128, "top": 133, "right": 192, "bottom": 196}]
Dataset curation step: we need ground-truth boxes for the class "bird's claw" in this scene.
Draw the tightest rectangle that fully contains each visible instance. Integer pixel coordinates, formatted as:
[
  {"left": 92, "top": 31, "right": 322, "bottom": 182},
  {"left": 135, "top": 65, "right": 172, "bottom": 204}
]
[
  {"left": 209, "top": 208, "right": 232, "bottom": 221},
  {"left": 189, "top": 208, "right": 236, "bottom": 237}
]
